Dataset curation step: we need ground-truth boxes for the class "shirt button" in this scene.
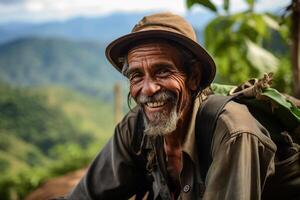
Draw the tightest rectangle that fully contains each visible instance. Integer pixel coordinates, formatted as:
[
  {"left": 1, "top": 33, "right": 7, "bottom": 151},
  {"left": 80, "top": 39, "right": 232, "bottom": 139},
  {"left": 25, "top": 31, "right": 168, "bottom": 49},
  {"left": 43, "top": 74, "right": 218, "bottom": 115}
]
[{"left": 183, "top": 184, "right": 191, "bottom": 193}]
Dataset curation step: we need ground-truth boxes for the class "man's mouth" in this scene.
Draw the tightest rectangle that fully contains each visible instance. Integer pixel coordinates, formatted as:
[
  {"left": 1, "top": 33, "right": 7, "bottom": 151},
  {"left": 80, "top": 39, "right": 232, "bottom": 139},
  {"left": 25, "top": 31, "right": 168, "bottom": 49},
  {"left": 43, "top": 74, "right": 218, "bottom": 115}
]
[
  {"left": 146, "top": 101, "right": 166, "bottom": 108},
  {"left": 137, "top": 90, "right": 177, "bottom": 114}
]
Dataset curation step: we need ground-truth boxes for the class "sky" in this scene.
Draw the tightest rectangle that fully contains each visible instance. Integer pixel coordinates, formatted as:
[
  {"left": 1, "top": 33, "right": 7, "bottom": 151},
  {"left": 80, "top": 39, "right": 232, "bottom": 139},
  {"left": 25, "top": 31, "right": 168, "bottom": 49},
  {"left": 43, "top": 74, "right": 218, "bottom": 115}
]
[{"left": 0, "top": 0, "right": 290, "bottom": 23}]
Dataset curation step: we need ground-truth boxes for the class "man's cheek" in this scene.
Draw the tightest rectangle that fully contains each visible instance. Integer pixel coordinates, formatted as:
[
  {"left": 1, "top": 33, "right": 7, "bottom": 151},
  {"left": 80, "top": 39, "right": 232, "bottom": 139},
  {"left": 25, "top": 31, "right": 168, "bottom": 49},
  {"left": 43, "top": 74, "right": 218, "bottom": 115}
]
[
  {"left": 129, "top": 87, "right": 138, "bottom": 102},
  {"left": 177, "top": 90, "right": 190, "bottom": 118},
  {"left": 130, "top": 81, "right": 138, "bottom": 93}
]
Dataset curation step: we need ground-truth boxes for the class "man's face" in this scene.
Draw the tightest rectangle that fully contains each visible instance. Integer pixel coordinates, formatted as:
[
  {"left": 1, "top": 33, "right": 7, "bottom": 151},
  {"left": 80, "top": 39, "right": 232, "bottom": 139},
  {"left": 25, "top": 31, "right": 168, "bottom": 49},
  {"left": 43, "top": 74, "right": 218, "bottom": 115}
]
[{"left": 127, "top": 41, "right": 193, "bottom": 136}]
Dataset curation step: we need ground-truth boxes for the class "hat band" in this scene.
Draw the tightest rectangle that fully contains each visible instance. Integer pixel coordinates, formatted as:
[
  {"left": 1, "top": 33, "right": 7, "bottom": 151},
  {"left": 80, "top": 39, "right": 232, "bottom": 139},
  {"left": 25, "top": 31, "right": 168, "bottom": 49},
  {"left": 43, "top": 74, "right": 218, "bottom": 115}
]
[{"left": 133, "top": 22, "right": 186, "bottom": 36}]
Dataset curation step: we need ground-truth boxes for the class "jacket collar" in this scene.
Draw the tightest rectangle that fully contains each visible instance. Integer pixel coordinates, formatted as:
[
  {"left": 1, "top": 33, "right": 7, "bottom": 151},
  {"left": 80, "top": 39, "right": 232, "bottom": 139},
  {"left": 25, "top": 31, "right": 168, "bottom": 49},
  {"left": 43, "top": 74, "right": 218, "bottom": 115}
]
[{"left": 182, "top": 96, "right": 201, "bottom": 163}]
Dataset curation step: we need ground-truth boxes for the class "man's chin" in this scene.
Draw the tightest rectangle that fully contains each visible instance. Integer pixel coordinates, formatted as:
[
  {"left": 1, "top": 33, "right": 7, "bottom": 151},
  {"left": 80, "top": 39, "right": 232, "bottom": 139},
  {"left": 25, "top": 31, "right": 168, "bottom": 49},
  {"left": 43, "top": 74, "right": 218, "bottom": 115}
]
[
  {"left": 143, "top": 107, "right": 178, "bottom": 136},
  {"left": 144, "top": 104, "right": 169, "bottom": 119},
  {"left": 144, "top": 111, "right": 164, "bottom": 124}
]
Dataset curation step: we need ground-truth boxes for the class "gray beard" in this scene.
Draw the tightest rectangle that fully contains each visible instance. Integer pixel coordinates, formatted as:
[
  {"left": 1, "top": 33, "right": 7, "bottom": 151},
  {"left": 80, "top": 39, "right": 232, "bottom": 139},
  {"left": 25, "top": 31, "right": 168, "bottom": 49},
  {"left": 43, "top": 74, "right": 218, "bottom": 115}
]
[
  {"left": 137, "top": 90, "right": 179, "bottom": 137},
  {"left": 143, "top": 101, "right": 179, "bottom": 137}
]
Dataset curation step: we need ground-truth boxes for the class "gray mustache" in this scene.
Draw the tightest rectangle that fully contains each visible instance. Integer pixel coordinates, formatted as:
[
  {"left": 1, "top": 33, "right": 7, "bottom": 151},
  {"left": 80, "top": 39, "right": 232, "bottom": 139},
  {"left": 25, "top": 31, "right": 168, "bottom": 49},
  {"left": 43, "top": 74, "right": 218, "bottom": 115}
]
[{"left": 137, "top": 90, "right": 177, "bottom": 104}]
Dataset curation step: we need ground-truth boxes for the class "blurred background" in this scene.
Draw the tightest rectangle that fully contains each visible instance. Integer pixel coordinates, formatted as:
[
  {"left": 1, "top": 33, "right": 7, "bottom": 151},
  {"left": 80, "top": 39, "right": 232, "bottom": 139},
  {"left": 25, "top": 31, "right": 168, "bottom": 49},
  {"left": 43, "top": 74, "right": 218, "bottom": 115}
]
[{"left": 0, "top": 0, "right": 297, "bottom": 199}]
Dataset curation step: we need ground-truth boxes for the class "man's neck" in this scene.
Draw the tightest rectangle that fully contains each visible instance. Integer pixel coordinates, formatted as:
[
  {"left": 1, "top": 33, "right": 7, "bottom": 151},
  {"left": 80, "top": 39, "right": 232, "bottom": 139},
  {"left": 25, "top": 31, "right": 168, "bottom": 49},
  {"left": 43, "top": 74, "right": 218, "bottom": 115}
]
[
  {"left": 164, "top": 102, "right": 193, "bottom": 149},
  {"left": 163, "top": 105, "right": 194, "bottom": 196}
]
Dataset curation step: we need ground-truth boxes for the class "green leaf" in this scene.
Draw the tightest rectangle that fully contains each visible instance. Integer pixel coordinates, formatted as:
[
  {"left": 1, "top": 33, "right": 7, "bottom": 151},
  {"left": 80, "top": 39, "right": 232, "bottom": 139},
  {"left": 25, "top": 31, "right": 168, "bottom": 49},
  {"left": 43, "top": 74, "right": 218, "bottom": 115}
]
[
  {"left": 278, "top": 23, "right": 290, "bottom": 43},
  {"left": 262, "top": 14, "right": 280, "bottom": 30},
  {"left": 186, "top": 0, "right": 217, "bottom": 12},
  {"left": 245, "top": 39, "right": 279, "bottom": 74},
  {"left": 204, "top": 15, "right": 236, "bottom": 49},
  {"left": 246, "top": 14, "right": 267, "bottom": 37},
  {"left": 261, "top": 87, "right": 300, "bottom": 128},
  {"left": 211, "top": 83, "right": 235, "bottom": 95}
]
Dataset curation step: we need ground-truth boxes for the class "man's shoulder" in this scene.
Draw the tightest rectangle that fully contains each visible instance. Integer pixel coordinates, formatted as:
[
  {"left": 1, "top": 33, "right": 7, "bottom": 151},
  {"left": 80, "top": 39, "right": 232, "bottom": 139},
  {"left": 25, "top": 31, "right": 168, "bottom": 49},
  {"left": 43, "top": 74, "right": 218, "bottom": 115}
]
[
  {"left": 217, "top": 101, "right": 270, "bottom": 139},
  {"left": 220, "top": 101, "right": 254, "bottom": 128},
  {"left": 212, "top": 100, "right": 276, "bottom": 152}
]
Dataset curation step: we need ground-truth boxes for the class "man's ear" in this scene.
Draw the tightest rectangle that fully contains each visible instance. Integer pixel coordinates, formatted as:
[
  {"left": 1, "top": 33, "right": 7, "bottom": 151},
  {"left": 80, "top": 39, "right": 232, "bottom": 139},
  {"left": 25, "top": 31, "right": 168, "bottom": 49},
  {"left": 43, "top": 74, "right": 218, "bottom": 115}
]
[{"left": 188, "top": 61, "right": 202, "bottom": 91}]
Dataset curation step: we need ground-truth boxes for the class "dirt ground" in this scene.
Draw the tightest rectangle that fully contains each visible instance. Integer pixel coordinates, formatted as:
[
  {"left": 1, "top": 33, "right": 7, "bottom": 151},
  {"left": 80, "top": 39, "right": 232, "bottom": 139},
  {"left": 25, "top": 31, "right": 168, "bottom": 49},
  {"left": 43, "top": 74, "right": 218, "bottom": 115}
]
[{"left": 25, "top": 168, "right": 86, "bottom": 200}]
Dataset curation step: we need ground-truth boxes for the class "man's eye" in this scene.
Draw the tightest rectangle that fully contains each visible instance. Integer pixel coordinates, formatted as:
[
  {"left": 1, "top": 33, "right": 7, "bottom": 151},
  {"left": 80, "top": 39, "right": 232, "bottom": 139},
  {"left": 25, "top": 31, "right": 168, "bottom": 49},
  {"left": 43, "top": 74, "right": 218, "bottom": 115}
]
[
  {"left": 157, "top": 69, "right": 170, "bottom": 76},
  {"left": 130, "top": 73, "right": 143, "bottom": 81}
]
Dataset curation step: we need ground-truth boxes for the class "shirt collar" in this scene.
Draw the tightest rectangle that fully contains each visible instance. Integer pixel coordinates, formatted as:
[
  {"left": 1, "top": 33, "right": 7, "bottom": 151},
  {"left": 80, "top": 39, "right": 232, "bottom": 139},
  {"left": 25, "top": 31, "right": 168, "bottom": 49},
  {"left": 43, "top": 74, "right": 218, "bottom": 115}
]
[{"left": 182, "top": 96, "right": 201, "bottom": 162}]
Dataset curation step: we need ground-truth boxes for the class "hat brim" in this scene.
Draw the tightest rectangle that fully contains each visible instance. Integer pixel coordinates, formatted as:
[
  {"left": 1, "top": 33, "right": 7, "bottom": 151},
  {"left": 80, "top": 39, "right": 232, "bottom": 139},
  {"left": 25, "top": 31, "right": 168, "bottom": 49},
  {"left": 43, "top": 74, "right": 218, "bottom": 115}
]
[{"left": 105, "top": 29, "right": 216, "bottom": 89}]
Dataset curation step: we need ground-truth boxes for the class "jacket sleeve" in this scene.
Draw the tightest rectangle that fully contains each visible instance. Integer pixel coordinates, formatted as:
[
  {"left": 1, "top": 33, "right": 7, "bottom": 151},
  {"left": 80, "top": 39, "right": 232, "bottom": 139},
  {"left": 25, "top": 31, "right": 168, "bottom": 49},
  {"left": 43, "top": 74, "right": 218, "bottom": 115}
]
[
  {"left": 203, "top": 102, "right": 277, "bottom": 200},
  {"left": 67, "top": 112, "right": 147, "bottom": 199}
]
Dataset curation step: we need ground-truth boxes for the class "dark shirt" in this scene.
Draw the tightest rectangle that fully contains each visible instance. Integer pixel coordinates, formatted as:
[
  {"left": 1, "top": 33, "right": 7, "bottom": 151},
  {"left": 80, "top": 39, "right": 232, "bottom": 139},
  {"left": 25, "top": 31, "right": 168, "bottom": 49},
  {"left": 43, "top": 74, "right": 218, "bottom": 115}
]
[{"left": 67, "top": 97, "right": 277, "bottom": 200}]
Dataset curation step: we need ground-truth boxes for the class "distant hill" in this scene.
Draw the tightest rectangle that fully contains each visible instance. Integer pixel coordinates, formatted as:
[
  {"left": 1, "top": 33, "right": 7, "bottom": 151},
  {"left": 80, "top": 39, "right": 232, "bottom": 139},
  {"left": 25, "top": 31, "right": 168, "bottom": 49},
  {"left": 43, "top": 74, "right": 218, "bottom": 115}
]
[
  {"left": 0, "top": 12, "right": 209, "bottom": 45},
  {"left": 0, "top": 83, "right": 116, "bottom": 152},
  {"left": 0, "top": 83, "right": 116, "bottom": 199},
  {"left": 0, "top": 13, "right": 148, "bottom": 44},
  {"left": 0, "top": 83, "right": 110, "bottom": 155},
  {"left": 0, "top": 37, "right": 126, "bottom": 101}
]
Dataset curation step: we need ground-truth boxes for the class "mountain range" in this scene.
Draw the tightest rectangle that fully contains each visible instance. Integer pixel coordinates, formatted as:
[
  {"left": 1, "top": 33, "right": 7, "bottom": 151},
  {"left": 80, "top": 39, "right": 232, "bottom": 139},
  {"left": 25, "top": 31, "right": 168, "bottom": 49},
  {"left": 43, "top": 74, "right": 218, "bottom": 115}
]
[
  {"left": 0, "top": 37, "right": 126, "bottom": 101},
  {"left": 0, "top": 11, "right": 214, "bottom": 101},
  {"left": 0, "top": 11, "right": 211, "bottom": 45}
]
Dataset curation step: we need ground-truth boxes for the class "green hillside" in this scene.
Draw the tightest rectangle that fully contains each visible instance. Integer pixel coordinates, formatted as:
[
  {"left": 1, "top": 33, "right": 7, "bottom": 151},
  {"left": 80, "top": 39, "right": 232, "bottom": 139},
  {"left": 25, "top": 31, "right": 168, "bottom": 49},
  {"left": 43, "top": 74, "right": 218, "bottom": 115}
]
[
  {"left": 0, "top": 82, "right": 116, "bottom": 199},
  {"left": 34, "top": 86, "right": 115, "bottom": 143},
  {"left": 0, "top": 37, "right": 126, "bottom": 101},
  {"left": 0, "top": 134, "right": 47, "bottom": 171},
  {"left": 0, "top": 84, "right": 87, "bottom": 153}
]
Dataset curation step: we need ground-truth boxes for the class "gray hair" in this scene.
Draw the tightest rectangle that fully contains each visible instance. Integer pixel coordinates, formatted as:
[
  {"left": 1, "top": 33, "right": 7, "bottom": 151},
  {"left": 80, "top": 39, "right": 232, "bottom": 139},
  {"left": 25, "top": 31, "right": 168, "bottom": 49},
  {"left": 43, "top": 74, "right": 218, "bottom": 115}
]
[{"left": 121, "top": 57, "right": 130, "bottom": 77}]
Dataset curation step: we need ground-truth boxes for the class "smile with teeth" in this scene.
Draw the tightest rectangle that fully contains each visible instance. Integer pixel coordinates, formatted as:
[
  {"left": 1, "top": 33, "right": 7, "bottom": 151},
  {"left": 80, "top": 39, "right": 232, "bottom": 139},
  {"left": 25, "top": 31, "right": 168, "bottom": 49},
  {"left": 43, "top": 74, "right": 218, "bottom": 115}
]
[{"left": 146, "top": 101, "right": 166, "bottom": 108}]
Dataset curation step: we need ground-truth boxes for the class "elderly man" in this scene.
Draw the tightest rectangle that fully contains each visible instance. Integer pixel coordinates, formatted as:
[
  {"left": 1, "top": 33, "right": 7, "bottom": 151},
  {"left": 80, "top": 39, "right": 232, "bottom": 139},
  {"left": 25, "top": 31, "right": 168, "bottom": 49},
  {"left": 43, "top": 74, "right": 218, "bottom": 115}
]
[{"left": 67, "top": 12, "right": 276, "bottom": 200}]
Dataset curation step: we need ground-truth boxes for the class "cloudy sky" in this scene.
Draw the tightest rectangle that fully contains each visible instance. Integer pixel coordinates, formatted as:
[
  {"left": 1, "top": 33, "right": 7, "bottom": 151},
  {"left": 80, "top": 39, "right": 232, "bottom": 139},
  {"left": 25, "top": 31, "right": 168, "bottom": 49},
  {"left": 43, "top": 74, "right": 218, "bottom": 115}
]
[{"left": 0, "top": 0, "right": 290, "bottom": 23}]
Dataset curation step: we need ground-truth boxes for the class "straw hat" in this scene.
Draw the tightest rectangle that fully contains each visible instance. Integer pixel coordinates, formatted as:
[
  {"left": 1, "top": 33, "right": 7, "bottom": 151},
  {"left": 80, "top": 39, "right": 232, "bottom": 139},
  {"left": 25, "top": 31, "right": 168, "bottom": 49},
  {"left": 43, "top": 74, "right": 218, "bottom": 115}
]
[{"left": 105, "top": 12, "right": 216, "bottom": 88}]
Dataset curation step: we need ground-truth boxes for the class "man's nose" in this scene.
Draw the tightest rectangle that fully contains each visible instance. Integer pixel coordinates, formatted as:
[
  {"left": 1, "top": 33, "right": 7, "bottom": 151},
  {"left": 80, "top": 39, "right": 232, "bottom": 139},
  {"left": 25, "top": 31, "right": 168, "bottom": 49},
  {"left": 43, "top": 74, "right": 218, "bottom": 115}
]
[{"left": 142, "top": 77, "right": 161, "bottom": 97}]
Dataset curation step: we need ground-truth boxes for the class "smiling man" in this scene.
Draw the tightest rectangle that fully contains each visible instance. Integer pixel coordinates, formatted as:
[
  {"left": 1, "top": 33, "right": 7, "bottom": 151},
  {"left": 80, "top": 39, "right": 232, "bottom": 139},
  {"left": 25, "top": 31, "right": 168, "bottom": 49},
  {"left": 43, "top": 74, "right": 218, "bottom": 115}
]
[
  {"left": 66, "top": 12, "right": 278, "bottom": 200},
  {"left": 127, "top": 40, "right": 196, "bottom": 137}
]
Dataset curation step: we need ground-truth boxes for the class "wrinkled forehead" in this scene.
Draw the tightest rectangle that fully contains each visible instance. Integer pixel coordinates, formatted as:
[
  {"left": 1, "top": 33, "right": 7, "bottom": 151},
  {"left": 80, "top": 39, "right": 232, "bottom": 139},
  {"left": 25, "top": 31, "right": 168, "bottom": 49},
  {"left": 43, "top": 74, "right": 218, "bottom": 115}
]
[
  {"left": 127, "top": 39, "right": 183, "bottom": 63},
  {"left": 121, "top": 39, "right": 196, "bottom": 77}
]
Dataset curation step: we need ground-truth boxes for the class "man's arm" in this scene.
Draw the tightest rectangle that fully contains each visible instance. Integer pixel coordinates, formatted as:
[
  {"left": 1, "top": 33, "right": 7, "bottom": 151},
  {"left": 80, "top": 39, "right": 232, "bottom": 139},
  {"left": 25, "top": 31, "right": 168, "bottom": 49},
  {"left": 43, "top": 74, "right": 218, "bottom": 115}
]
[
  {"left": 67, "top": 112, "right": 147, "bottom": 199},
  {"left": 203, "top": 102, "right": 277, "bottom": 200}
]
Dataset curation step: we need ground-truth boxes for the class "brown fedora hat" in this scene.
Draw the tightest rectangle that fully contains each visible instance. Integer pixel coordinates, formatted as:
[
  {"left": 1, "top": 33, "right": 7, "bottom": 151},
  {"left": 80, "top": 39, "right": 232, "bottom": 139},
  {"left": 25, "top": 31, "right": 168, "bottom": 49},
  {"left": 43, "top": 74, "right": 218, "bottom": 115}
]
[{"left": 105, "top": 12, "right": 216, "bottom": 88}]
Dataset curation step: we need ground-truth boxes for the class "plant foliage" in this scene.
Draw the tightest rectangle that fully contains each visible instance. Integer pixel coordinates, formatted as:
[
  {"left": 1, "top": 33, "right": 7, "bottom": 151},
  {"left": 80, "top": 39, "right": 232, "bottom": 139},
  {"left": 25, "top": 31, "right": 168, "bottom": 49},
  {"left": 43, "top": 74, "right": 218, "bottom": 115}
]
[{"left": 186, "top": 0, "right": 292, "bottom": 93}]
